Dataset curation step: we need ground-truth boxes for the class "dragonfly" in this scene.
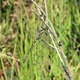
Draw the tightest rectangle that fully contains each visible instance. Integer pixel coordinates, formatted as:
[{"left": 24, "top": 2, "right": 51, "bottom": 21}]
[{"left": 23, "top": 26, "right": 49, "bottom": 63}]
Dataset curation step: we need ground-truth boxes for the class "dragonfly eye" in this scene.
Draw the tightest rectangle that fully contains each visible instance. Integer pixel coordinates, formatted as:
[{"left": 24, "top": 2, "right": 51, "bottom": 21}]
[{"left": 58, "top": 41, "right": 62, "bottom": 46}]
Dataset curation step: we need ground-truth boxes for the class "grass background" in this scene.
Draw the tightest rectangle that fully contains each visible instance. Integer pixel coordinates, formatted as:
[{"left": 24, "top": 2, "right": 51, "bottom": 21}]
[{"left": 0, "top": 0, "right": 80, "bottom": 80}]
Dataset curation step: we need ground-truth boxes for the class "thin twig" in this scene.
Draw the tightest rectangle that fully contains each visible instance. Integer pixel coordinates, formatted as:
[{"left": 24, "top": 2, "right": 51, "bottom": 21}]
[{"left": 32, "top": 0, "right": 72, "bottom": 80}]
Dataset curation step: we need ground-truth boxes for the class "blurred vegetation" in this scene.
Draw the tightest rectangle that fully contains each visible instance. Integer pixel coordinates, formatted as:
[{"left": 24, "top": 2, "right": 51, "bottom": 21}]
[{"left": 0, "top": 0, "right": 80, "bottom": 80}]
